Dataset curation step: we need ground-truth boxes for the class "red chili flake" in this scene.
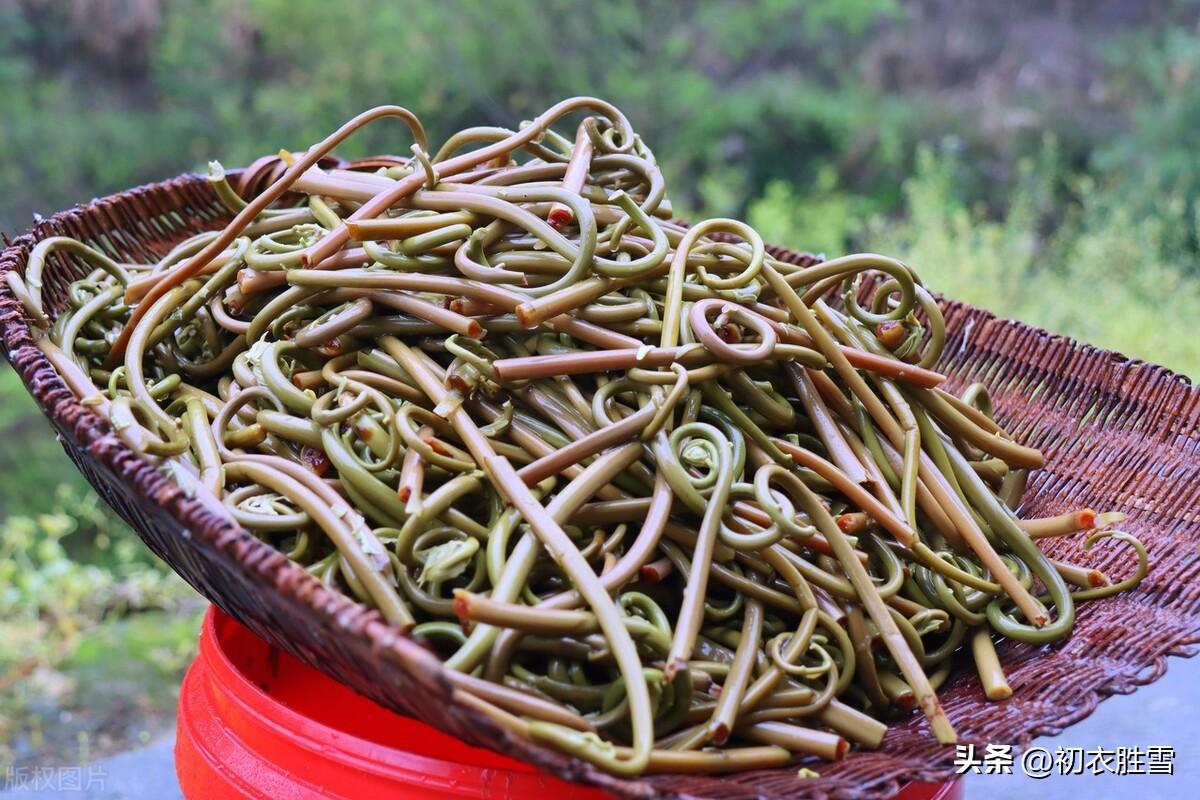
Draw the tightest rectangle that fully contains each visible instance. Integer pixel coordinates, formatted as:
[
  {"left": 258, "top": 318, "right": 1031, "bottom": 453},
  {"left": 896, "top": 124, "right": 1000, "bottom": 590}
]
[
  {"left": 639, "top": 565, "right": 663, "bottom": 583},
  {"left": 300, "top": 447, "right": 330, "bottom": 476},
  {"left": 876, "top": 321, "right": 906, "bottom": 350},
  {"left": 316, "top": 338, "right": 344, "bottom": 357},
  {"left": 453, "top": 593, "right": 472, "bottom": 627},
  {"left": 547, "top": 206, "right": 572, "bottom": 230}
]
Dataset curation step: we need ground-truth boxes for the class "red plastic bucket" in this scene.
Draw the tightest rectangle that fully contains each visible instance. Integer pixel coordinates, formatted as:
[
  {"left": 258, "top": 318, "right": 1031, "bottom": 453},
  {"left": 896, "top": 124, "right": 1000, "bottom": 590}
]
[{"left": 176, "top": 607, "right": 962, "bottom": 799}]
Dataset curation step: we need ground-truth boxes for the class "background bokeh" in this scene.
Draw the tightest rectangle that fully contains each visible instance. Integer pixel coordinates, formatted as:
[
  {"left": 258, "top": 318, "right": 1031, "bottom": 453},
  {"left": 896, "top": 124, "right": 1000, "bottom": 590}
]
[{"left": 1, "top": 0, "right": 1197, "bottom": 775}]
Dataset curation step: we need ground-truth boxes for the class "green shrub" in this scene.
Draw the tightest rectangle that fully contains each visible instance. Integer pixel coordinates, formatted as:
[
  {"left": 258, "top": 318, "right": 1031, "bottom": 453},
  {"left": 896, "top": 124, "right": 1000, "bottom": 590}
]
[
  {"left": 0, "top": 484, "right": 196, "bottom": 765},
  {"left": 0, "top": 368, "right": 101, "bottom": 518},
  {"left": 748, "top": 142, "right": 1200, "bottom": 378},
  {"left": 0, "top": 485, "right": 190, "bottom": 641}
]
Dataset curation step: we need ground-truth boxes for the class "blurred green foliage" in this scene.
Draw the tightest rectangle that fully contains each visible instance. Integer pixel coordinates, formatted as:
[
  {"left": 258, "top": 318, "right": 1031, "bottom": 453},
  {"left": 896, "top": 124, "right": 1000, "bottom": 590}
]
[
  {"left": 0, "top": 370, "right": 100, "bottom": 518},
  {"left": 0, "top": 485, "right": 200, "bottom": 764},
  {"left": 0, "top": 0, "right": 919, "bottom": 225},
  {"left": 0, "top": 0, "right": 1197, "bottom": 760}
]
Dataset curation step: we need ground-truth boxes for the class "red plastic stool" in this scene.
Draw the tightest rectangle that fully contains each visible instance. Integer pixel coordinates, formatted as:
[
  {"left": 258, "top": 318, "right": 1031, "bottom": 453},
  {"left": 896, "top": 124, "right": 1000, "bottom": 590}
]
[{"left": 176, "top": 606, "right": 962, "bottom": 799}]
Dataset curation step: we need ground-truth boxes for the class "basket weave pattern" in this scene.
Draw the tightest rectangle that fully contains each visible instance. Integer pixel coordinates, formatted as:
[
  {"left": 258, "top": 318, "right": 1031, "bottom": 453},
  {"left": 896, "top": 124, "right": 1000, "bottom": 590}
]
[{"left": 2, "top": 172, "right": 1198, "bottom": 799}]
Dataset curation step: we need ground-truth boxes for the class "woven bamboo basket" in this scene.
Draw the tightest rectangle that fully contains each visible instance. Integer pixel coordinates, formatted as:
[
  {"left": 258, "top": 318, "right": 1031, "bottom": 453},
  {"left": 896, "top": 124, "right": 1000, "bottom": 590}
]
[{"left": 2, "top": 164, "right": 1198, "bottom": 799}]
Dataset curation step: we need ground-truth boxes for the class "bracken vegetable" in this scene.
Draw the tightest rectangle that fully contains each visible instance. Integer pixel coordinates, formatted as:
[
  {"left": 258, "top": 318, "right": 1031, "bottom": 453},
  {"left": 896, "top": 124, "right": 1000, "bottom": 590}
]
[{"left": 11, "top": 97, "right": 1148, "bottom": 777}]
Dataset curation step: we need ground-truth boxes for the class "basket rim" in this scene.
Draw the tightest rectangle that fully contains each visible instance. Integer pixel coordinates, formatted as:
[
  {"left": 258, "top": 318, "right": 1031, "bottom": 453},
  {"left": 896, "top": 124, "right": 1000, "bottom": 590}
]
[{"left": 2, "top": 167, "right": 1198, "bottom": 800}]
